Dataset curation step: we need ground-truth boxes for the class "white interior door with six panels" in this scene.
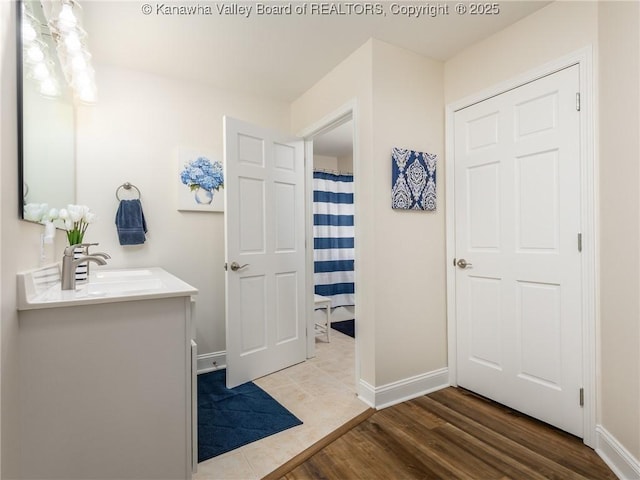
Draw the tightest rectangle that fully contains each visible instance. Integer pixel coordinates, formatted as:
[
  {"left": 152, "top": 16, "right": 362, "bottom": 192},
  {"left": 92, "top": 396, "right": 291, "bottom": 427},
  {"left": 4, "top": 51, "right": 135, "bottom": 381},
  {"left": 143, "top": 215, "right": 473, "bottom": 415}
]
[
  {"left": 454, "top": 65, "right": 583, "bottom": 436},
  {"left": 224, "top": 116, "right": 306, "bottom": 389}
]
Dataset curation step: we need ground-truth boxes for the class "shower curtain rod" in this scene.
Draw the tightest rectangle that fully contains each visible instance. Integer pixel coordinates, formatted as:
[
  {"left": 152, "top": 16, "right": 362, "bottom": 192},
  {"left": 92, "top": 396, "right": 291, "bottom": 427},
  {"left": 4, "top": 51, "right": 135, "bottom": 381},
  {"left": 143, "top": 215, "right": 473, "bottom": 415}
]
[{"left": 313, "top": 168, "right": 353, "bottom": 176}]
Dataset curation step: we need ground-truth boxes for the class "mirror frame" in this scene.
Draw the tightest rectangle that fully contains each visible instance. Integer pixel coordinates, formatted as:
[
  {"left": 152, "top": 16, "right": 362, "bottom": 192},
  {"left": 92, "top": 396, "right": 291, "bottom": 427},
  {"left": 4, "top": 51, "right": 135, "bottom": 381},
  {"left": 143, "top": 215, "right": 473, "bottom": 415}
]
[
  {"left": 16, "top": 0, "right": 77, "bottom": 225},
  {"left": 16, "top": 0, "right": 25, "bottom": 220}
]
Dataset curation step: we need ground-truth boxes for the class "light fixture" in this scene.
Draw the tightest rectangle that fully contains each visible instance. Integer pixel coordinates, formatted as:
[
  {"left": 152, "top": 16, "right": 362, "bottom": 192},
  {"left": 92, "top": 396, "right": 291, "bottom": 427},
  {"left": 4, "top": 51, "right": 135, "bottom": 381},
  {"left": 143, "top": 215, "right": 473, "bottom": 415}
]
[
  {"left": 47, "top": 0, "right": 97, "bottom": 104},
  {"left": 21, "top": 3, "right": 60, "bottom": 98}
]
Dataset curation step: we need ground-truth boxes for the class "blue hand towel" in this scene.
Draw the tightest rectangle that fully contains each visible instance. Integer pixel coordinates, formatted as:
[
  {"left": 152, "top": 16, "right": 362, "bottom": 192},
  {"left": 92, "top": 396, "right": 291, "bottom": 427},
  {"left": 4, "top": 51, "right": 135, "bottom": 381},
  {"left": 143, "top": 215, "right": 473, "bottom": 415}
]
[{"left": 115, "top": 199, "right": 148, "bottom": 245}]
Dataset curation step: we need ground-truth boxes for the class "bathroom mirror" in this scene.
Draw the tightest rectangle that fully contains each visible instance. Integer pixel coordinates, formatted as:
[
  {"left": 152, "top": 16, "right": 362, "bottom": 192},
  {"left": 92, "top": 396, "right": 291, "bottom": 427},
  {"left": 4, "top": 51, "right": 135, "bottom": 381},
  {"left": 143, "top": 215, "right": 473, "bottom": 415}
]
[{"left": 18, "top": 0, "right": 76, "bottom": 224}]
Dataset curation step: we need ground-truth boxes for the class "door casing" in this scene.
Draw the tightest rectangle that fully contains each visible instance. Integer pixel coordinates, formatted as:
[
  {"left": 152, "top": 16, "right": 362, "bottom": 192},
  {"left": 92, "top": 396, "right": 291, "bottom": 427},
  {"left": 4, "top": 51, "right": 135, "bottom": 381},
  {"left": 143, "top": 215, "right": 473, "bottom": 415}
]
[
  {"left": 297, "top": 100, "right": 360, "bottom": 389},
  {"left": 445, "top": 47, "right": 597, "bottom": 447}
]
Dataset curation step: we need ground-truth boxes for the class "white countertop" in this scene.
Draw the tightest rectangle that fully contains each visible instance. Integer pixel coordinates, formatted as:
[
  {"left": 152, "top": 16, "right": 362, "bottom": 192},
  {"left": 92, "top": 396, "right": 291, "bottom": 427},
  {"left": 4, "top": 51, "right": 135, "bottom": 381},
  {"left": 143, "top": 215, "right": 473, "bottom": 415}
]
[{"left": 17, "top": 266, "right": 198, "bottom": 311}]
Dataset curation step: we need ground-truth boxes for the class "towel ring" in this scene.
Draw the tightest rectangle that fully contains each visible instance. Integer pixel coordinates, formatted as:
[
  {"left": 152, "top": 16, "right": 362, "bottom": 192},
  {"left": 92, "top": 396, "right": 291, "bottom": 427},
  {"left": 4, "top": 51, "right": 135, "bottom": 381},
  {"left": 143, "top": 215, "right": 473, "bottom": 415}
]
[{"left": 116, "top": 182, "right": 141, "bottom": 201}]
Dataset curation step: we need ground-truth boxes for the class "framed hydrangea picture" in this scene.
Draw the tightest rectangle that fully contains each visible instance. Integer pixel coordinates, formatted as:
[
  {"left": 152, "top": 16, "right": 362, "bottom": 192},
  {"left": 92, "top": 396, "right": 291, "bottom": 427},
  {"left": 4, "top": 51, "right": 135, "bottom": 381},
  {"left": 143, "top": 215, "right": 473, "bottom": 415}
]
[{"left": 177, "top": 148, "right": 225, "bottom": 212}]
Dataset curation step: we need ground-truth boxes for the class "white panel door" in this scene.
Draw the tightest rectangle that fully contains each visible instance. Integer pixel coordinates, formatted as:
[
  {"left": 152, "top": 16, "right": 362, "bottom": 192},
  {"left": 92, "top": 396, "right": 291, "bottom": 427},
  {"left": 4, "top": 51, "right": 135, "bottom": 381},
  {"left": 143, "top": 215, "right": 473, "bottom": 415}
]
[
  {"left": 224, "top": 116, "right": 306, "bottom": 389},
  {"left": 454, "top": 65, "right": 583, "bottom": 436}
]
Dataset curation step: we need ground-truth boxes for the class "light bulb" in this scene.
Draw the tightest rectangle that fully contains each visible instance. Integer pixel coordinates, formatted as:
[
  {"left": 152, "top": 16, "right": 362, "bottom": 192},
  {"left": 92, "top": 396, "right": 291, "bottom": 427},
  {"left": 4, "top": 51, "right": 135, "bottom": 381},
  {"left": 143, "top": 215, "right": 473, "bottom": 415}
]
[
  {"left": 64, "top": 31, "right": 82, "bottom": 52},
  {"left": 22, "top": 21, "right": 37, "bottom": 43},
  {"left": 77, "top": 85, "right": 96, "bottom": 103},
  {"left": 32, "top": 62, "right": 51, "bottom": 80},
  {"left": 40, "top": 78, "right": 59, "bottom": 97},
  {"left": 57, "top": 3, "right": 78, "bottom": 31},
  {"left": 27, "top": 44, "right": 44, "bottom": 62},
  {"left": 74, "top": 69, "right": 92, "bottom": 89},
  {"left": 70, "top": 52, "right": 88, "bottom": 72}
]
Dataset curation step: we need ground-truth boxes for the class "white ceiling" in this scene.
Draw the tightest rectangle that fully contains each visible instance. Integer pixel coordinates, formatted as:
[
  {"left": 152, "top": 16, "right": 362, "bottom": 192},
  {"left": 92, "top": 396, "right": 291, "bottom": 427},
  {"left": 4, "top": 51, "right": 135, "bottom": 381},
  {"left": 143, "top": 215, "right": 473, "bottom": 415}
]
[{"left": 81, "top": 1, "right": 551, "bottom": 103}]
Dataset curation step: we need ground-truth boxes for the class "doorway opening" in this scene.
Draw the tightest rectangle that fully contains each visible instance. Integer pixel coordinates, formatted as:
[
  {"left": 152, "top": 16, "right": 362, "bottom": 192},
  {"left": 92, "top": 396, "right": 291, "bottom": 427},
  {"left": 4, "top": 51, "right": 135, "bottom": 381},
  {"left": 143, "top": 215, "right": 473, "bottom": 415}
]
[
  {"left": 302, "top": 106, "right": 360, "bottom": 395},
  {"left": 311, "top": 119, "right": 355, "bottom": 341}
]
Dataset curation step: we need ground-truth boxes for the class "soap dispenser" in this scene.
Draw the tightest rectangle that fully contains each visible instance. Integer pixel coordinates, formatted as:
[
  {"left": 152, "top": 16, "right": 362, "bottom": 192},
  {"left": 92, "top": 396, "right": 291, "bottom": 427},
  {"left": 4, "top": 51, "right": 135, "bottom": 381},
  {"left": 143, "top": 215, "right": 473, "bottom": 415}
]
[{"left": 39, "top": 221, "right": 56, "bottom": 266}]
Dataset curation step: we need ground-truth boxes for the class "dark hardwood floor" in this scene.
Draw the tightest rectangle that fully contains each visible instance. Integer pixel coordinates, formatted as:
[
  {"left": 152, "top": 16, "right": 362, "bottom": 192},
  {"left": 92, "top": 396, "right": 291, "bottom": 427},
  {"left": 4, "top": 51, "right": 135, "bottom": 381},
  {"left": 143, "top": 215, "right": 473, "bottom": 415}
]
[{"left": 273, "top": 387, "right": 616, "bottom": 480}]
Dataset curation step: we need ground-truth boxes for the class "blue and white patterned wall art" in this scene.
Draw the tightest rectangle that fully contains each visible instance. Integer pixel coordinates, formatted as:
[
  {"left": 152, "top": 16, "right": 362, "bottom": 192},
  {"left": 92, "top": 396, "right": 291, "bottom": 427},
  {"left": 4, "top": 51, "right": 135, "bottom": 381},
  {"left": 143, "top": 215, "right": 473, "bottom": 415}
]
[{"left": 391, "top": 147, "right": 437, "bottom": 211}]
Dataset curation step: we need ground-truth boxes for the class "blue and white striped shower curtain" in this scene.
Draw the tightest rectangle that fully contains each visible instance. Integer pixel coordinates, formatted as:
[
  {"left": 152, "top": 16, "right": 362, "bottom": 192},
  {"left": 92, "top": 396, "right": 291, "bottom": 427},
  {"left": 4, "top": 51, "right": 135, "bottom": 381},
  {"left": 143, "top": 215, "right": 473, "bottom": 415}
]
[{"left": 313, "top": 171, "right": 355, "bottom": 307}]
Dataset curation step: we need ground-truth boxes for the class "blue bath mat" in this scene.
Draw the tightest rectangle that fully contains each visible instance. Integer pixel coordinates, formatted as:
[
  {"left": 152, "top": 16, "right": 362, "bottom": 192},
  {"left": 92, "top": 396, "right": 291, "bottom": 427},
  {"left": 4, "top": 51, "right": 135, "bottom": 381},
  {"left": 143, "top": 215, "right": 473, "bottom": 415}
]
[
  {"left": 198, "top": 369, "right": 302, "bottom": 462},
  {"left": 331, "top": 319, "right": 355, "bottom": 338}
]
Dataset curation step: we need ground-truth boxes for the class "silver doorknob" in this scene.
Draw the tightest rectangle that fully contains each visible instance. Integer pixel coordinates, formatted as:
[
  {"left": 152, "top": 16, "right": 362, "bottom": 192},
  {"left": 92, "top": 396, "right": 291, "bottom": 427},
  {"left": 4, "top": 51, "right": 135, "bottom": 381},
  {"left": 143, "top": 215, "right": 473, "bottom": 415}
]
[
  {"left": 456, "top": 258, "right": 473, "bottom": 269},
  {"left": 230, "top": 261, "right": 249, "bottom": 272}
]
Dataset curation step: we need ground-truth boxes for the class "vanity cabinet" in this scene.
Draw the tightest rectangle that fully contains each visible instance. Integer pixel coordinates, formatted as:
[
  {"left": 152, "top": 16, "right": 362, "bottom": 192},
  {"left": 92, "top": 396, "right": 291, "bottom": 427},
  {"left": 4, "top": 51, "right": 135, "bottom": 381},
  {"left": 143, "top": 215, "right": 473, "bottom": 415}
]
[{"left": 17, "top": 269, "right": 197, "bottom": 479}]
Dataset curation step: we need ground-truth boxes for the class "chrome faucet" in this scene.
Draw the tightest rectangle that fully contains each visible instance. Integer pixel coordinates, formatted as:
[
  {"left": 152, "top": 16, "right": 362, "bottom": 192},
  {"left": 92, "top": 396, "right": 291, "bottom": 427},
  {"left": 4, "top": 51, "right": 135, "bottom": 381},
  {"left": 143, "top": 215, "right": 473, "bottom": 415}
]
[
  {"left": 75, "top": 242, "right": 111, "bottom": 279},
  {"left": 76, "top": 242, "right": 111, "bottom": 260},
  {"left": 61, "top": 244, "right": 109, "bottom": 290}
]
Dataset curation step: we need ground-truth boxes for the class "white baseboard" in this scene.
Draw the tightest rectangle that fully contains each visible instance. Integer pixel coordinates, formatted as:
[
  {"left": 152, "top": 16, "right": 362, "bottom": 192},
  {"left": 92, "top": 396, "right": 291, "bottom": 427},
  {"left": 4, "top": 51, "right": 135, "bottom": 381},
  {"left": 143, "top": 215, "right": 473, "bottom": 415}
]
[
  {"left": 197, "top": 351, "right": 226, "bottom": 374},
  {"left": 358, "top": 368, "right": 450, "bottom": 410},
  {"left": 357, "top": 380, "right": 376, "bottom": 408},
  {"left": 596, "top": 425, "right": 640, "bottom": 479},
  {"left": 202, "top": 354, "right": 449, "bottom": 411}
]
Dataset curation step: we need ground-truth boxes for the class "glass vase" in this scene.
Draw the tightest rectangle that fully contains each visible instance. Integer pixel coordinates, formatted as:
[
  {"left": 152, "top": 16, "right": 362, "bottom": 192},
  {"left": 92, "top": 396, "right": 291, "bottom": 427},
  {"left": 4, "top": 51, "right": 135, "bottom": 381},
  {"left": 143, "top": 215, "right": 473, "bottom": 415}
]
[{"left": 194, "top": 187, "right": 214, "bottom": 205}]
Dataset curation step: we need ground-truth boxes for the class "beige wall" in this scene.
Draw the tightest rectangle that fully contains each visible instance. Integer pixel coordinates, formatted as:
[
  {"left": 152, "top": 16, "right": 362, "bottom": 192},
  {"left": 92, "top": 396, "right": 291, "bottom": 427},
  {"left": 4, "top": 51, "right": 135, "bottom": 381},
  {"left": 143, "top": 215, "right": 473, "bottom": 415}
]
[
  {"left": 338, "top": 153, "right": 353, "bottom": 173},
  {"left": 0, "top": 4, "right": 8, "bottom": 474},
  {"left": 370, "top": 40, "right": 446, "bottom": 384},
  {"left": 444, "top": 1, "right": 598, "bottom": 103},
  {"left": 445, "top": 0, "right": 640, "bottom": 462},
  {"left": 0, "top": 2, "right": 9, "bottom": 478},
  {"left": 293, "top": 39, "right": 446, "bottom": 387},
  {"left": 75, "top": 64, "right": 291, "bottom": 357},
  {"left": 313, "top": 154, "right": 339, "bottom": 172},
  {"left": 598, "top": 0, "right": 640, "bottom": 459},
  {"left": 313, "top": 154, "right": 354, "bottom": 174}
]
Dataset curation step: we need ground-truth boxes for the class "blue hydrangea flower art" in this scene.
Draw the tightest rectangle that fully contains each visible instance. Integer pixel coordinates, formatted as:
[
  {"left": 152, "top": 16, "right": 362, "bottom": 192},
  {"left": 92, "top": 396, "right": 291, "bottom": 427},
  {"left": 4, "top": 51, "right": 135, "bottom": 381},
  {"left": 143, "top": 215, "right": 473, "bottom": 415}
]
[{"left": 180, "top": 156, "right": 224, "bottom": 205}]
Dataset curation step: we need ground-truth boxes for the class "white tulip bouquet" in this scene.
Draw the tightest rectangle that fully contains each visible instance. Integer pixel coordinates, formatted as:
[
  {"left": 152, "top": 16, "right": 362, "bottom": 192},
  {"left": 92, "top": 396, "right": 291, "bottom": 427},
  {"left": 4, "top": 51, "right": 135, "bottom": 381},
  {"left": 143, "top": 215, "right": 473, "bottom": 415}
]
[
  {"left": 56, "top": 204, "right": 97, "bottom": 245},
  {"left": 24, "top": 204, "right": 97, "bottom": 245}
]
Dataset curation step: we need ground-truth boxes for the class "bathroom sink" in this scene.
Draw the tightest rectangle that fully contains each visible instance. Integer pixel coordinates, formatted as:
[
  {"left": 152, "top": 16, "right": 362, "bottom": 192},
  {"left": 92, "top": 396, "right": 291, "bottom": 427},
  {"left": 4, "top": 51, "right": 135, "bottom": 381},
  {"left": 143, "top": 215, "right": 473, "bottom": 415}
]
[
  {"left": 17, "top": 266, "right": 197, "bottom": 310},
  {"left": 82, "top": 277, "right": 165, "bottom": 295},
  {"left": 93, "top": 269, "right": 154, "bottom": 280}
]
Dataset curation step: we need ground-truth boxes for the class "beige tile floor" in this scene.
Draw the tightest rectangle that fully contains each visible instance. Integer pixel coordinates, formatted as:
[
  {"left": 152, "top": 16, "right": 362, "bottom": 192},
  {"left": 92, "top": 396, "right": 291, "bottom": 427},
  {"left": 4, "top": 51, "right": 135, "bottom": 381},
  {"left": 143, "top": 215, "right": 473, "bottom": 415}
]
[{"left": 194, "top": 329, "right": 368, "bottom": 480}]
